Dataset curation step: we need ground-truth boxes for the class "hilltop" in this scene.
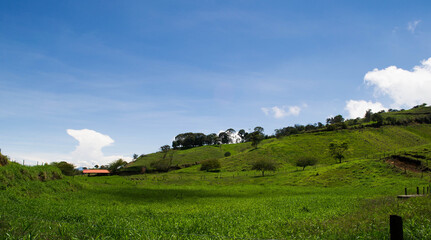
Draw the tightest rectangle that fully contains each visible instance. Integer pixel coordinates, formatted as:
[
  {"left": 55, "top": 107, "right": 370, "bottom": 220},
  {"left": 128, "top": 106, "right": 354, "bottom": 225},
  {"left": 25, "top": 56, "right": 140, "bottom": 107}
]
[{"left": 128, "top": 105, "right": 431, "bottom": 172}]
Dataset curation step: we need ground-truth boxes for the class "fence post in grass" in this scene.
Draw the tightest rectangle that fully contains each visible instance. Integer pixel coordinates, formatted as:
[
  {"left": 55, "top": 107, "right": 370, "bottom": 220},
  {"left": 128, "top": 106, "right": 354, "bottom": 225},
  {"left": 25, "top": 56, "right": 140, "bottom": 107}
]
[
  {"left": 404, "top": 188, "right": 407, "bottom": 195},
  {"left": 417, "top": 187, "right": 419, "bottom": 195},
  {"left": 390, "top": 215, "right": 403, "bottom": 240},
  {"left": 423, "top": 187, "right": 425, "bottom": 195}
]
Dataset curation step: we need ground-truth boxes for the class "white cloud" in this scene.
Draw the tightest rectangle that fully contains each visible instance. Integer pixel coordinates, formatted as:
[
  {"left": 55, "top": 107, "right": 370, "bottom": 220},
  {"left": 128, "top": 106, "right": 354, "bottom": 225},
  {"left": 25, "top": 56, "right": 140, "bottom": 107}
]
[
  {"left": 67, "top": 129, "right": 128, "bottom": 167},
  {"left": 345, "top": 100, "right": 387, "bottom": 119},
  {"left": 10, "top": 129, "right": 131, "bottom": 168},
  {"left": 261, "top": 105, "right": 301, "bottom": 119},
  {"left": 407, "top": 20, "right": 421, "bottom": 33},
  {"left": 364, "top": 57, "right": 431, "bottom": 108}
]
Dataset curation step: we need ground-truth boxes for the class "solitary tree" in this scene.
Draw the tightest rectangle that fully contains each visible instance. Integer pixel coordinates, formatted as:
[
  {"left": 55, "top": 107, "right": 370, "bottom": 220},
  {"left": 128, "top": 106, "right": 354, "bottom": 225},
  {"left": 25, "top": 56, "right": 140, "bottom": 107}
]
[
  {"left": 133, "top": 154, "right": 138, "bottom": 160},
  {"left": 295, "top": 156, "right": 318, "bottom": 170},
  {"left": 254, "top": 126, "right": 264, "bottom": 134},
  {"left": 251, "top": 158, "right": 276, "bottom": 176},
  {"left": 160, "top": 145, "right": 171, "bottom": 159},
  {"left": 328, "top": 141, "right": 349, "bottom": 163},
  {"left": 151, "top": 145, "right": 175, "bottom": 172},
  {"left": 364, "top": 109, "right": 372, "bottom": 122},
  {"left": 249, "top": 131, "right": 263, "bottom": 148}
]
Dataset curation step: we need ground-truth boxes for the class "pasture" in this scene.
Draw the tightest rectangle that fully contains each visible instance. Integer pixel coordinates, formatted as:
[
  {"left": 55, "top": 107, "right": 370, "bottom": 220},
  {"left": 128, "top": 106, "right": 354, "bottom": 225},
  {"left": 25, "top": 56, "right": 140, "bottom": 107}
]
[{"left": 1, "top": 158, "right": 431, "bottom": 239}]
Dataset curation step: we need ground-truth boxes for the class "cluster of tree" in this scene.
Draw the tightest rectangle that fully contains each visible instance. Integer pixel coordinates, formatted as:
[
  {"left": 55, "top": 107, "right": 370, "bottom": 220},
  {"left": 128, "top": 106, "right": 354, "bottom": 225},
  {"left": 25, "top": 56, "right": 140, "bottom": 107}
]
[
  {"left": 170, "top": 127, "right": 265, "bottom": 150},
  {"left": 275, "top": 104, "right": 430, "bottom": 139},
  {"left": 0, "top": 152, "right": 10, "bottom": 166},
  {"left": 275, "top": 122, "right": 326, "bottom": 138}
]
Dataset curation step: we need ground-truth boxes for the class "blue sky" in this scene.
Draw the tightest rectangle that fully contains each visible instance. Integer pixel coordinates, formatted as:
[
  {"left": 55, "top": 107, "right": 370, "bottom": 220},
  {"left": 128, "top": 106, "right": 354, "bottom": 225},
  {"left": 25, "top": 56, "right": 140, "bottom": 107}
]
[{"left": 1, "top": 1, "right": 431, "bottom": 167}]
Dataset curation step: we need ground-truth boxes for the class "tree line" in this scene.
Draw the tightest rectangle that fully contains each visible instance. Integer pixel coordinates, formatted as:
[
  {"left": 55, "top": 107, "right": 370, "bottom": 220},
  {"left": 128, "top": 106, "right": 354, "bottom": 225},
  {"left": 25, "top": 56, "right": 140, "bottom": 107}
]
[{"left": 171, "top": 127, "right": 265, "bottom": 150}]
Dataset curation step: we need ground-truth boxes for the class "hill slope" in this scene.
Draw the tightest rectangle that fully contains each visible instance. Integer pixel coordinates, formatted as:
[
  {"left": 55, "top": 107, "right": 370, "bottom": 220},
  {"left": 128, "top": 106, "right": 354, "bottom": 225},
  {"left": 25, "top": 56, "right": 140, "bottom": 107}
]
[{"left": 129, "top": 124, "right": 431, "bottom": 171}]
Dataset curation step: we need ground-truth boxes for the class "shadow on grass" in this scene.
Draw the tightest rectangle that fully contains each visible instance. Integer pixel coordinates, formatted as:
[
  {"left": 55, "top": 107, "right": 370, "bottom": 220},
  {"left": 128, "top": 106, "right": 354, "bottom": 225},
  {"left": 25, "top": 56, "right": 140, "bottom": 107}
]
[
  {"left": 251, "top": 174, "right": 276, "bottom": 178},
  {"left": 87, "top": 187, "right": 252, "bottom": 203}
]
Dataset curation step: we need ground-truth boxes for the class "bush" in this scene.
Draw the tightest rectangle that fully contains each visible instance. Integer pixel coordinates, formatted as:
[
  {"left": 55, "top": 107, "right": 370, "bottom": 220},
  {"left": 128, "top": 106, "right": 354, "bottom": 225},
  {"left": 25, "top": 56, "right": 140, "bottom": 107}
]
[
  {"left": 251, "top": 158, "right": 276, "bottom": 176},
  {"left": 150, "top": 159, "right": 171, "bottom": 172},
  {"left": 295, "top": 156, "right": 318, "bottom": 170},
  {"left": 0, "top": 153, "right": 10, "bottom": 166},
  {"left": 224, "top": 152, "right": 231, "bottom": 157},
  {"left": 200, "top": 159, "right": 221, "bottom": 172},
  {"left": 50, "top": 161, "right": 76, "bottom": 176},
  {"left": 108, "top": 159, "right": 128, "bottom": 174}
]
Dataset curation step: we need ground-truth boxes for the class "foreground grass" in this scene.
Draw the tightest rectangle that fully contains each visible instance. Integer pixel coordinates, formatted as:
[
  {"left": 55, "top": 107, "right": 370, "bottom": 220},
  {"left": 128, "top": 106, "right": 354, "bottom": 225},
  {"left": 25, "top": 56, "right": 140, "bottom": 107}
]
[{"left": 1, "top": 158, "right": 431, "bottom": 239}]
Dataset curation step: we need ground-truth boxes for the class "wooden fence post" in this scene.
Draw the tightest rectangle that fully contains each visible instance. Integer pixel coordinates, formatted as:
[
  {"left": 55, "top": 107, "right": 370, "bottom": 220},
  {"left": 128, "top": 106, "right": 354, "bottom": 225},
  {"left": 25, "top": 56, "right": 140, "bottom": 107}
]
[
  {"left": 390, "top": 215, "right": 403, "bottom": 240},
  {"left": 417, "top": 187, "right": 419, "bottom": 195},
  {"left": 404, "top": 188, "right": 407, "bottom": 195}
]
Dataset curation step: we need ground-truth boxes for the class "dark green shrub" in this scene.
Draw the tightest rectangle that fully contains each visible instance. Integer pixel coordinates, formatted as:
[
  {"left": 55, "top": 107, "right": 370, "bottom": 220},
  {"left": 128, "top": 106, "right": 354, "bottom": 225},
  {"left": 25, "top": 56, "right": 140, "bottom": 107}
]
[
  {"left": 150, "top": 159, "right": 171, "bottom": 172},
  {"left": 108, "top": 159, "right": 128, "bottom": 174},
  {"left": 224, "top": 152, "right": 231, "bottom": 157},
  {"left": 200, "top": 159, "right": 221, "bottom": 172},
  {"left": 0, "top": 153, "right": 9, "bottom": 166},
  {"left": 295, "top": 156, "right": 318, "bottom": 170},
  {"left": 50, "top": 161, "right": 76, "bottom": 176}
]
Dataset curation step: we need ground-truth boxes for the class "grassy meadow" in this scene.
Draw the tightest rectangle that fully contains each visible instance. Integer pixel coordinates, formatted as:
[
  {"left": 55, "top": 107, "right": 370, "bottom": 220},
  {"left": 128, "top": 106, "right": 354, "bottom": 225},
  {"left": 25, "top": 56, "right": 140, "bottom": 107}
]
[
  {"left": 1, "top": 156, "right": 431, "bottom": 239},
  {"left": 2, "top": 112, "right": 431, "bottom": 239}
]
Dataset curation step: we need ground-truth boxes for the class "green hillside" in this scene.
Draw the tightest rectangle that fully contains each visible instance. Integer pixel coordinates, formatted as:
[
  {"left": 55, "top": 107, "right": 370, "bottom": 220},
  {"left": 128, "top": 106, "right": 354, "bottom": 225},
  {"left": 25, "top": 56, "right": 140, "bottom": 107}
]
[
  {"left": 129, "top": 124, "right": 431, "bottom": 171},
  {"left": 3, "top": 106, "right": 431, "bottom": 239}
]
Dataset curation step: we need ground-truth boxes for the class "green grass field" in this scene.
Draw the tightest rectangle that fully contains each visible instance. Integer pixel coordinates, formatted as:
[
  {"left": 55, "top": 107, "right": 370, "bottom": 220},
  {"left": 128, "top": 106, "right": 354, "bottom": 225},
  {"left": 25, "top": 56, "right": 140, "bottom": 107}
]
[
  {"left": 3, "top": 115, "right": 431, "bottom": 239},
  {"left": 1, "top": 156, "right": 431, "bottom": 239}
]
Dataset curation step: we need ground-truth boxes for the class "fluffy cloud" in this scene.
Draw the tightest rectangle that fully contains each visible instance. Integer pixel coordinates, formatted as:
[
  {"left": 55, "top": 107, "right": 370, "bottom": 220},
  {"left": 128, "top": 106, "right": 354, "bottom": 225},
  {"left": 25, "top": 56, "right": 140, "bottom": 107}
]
[
  {"left": 261, "top": 105, "right": 301, "bottom": 119},
  {"left": 407, "top": 20, "right": 421, "bottom": 33},
  {"left": 10, "top": 129, "right": 131, "bottom": 168},
  {"left": 345, "top": 100, "right": 387, "bottom": 119},
  {"left": 364, "top": 57, "right": 431, "bottom": 108},
  {"left": 67, "top": 129, "right": 129, "bottom": 167}
]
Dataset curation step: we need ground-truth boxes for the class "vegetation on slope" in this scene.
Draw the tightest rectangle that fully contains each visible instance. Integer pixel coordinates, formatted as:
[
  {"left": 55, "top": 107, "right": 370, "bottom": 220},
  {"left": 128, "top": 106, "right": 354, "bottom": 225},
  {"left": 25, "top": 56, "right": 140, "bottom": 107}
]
[
  {"left": 0, "top": 163, "right": 63, "bottom": 188},
  {"left": 129, "top": 124, "right": 431, "bottom": 172}
]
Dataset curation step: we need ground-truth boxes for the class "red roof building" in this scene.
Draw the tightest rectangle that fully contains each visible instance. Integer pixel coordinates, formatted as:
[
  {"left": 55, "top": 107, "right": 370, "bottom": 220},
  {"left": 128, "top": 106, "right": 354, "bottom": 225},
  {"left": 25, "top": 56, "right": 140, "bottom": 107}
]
[{"left": 82, "top": 169, "right": 110, "bottom": 174}]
